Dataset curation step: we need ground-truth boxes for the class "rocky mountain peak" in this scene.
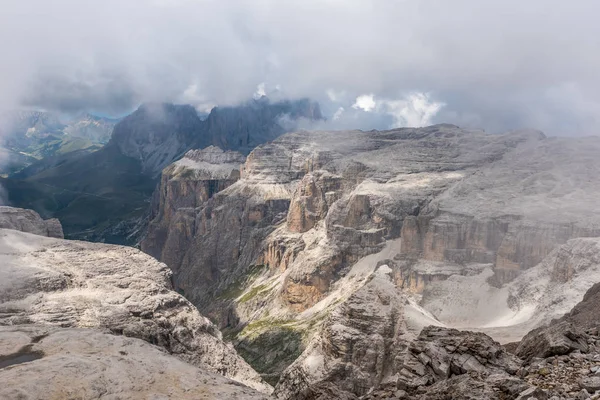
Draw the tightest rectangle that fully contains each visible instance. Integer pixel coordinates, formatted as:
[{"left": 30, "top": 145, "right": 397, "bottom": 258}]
[
  {"left": 108, "top": 103, "right": 205, "bottom": 175},
  {"left": 108, "top": 99, "right": 322, "bottom": 177},
  {"left": 63, "top": 113, "right": 119, "bottom": 144}
]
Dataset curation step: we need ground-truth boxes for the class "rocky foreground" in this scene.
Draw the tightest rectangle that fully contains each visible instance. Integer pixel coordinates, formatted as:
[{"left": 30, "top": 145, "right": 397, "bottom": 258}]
[
  {"left": 141, "top": 125, "right": 600, "bottom": 398},
  {"left": 0, "top": 326, "right": 267, "bottom": 400},
  {"left": 0, "top": 207, "right": 271, "bottom": 399}
]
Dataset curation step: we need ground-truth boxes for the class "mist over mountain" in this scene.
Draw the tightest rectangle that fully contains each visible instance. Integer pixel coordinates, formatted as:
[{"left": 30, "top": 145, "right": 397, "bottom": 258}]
[
  {"left": 109, "top": 98, "right": 321, "bottom": 176},
  {"left": 2, "top": 1, "right": 600, "bottom": 136},
  {"left": 1, "top": 97, "right": 322, "bottom": 243}
]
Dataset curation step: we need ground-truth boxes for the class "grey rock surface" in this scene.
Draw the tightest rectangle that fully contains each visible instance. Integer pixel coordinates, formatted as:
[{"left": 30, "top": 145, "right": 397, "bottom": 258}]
[
  {"left": 517, "top": 321, "right": 589, "bottom": 362},
  {"left": 0, "top": 325, "right": 268, "bottom": 400},
  {"left": 0, "top": 228, "right": 271, "bottom": 394},
  {"left": 0, "top": 206, "right": 63, "bottom": 238}
]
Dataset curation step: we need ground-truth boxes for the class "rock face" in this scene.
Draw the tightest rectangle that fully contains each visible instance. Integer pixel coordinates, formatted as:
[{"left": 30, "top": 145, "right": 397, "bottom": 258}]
[
  {"left": 141, "top": 125, "right": 600, "bottom": 396},
  {"left": 0, "top": 228, "right": 271, "bottom": 394},
  {"left": 143, "top": 146, "right": 246, "bottom": 267},
  {"left": 0, "top": 326, "right": 267, "bottom": 400},
  {"left": 400, "top": 136, "right": 600, "bottom": 284},
  {"left": 274, "top": 266, "right": 438, "bottom": 398},
  {"left": 0, "top": 206, "right": 63, "bottom": 238},
  {"left": 109, "top": 103, "right": 207, "bottom": 176},
  {"left": 562, "top": 282, "right": 600, "bottom": 332}
]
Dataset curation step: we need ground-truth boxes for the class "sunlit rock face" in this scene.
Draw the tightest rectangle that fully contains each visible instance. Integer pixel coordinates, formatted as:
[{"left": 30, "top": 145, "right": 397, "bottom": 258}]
[
  {"left": 142, "top": 125, "right": 600, "bottom": 394},
  {"left": 0, "top": 326, "right": 269, "bottom": 400}
]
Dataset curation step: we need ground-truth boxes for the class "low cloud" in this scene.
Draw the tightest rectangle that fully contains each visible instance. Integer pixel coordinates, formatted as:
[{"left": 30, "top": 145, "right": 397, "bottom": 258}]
[
  {"left": 349, "top": 92, "right": 445, "bottom": 128},
  {"left": 0, "top": 0, "right": 599, "bottom": 135},
  {"left": 352, "top": 95, "right": 377, "bottom": 113}
]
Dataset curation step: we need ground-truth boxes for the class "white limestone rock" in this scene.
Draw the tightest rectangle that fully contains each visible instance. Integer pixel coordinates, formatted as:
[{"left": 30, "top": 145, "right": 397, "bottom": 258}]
[
  {"left": 0, "top": 325, "right": 268, "bottom": 400},
  {"left": 0, "top": 228, "right": 271, "bottom": 394}
]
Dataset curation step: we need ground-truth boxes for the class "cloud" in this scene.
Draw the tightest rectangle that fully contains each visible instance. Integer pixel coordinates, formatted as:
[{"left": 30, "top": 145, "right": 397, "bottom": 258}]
[
  {"left": 349, "top": 92, "right": 445, "bottom": 128},
  {"left": 1, "top": 0, "right": 599, "bottom": 135},
  {"left": 383, "top": 93, "right": 445, "bottom": 128},
  {"left": 332, "top": 107, "right": 345, "bottom": 121},
  {"left": 352, "top": 95, "right": 377, "bottom": 113},
  {"left": 254, "top": 83, "right": 267, "bottom": 99}
]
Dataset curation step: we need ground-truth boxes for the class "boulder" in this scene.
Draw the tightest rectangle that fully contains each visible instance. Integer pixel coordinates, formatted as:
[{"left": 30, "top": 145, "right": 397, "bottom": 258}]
[
  {"left": 0, "top": 206, "right": 63, "bottom": 238},
  {"left": 516, "top": 321, "right": 589, "bottom": 362}
]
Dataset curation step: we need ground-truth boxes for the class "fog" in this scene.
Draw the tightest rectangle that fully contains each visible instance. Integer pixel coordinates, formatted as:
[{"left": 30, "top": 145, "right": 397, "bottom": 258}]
[{"left": 1, "top": 0, "right": 599, "bottom": 134}]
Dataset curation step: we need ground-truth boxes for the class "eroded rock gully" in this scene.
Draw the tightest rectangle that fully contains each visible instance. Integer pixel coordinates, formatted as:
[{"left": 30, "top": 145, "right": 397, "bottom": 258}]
[{"left": 141, "top": 126, "right": 600, "bottom": 395}]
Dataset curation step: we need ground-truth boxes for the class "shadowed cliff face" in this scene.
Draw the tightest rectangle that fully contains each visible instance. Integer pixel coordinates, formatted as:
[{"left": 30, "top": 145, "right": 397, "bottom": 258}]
[
  {"left": 110, "top": 98, "right": 323, "bottom": 177},
  {"left": 142, "top": 125, "right": 600, "bottom": 394}
]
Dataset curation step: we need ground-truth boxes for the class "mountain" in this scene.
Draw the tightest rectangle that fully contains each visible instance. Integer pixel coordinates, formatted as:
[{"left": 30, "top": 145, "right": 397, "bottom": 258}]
[
  {"left": 141, "top": 124, "right": 600, "bottom": 395},
  {"left": 1, "top": 98, "right": 322, "bottom": 243},
  {"left": 0, "top": 206, "right": 270, "bottom": 398},
  {"left": 110, "top": 98, "right": 322, "bottom": 176},
  {"left": 5, "top": 121, "right": 600, "bottom": 399},
  {"left": 0, "top": 110, "right": 119, "bottom": 174},
  {"left": 63, "top": 113, "right": 118, "bottom": 144}
]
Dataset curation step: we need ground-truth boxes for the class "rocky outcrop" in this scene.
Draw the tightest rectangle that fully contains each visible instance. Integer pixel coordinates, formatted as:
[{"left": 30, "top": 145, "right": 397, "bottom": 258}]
[
  {"left": 0, "top": 228, "right": 271, "bottom": 394},
  {"left": 0, "top": 326, "right": 267, "bottom": 400},
  {"left": 0, "top": 206, "right": 63, "bottom": 238},
  {"left": 328, "top": 321, "right": 600, "bottom": 399},
  {"left": 562, "top": 282, "right": 600, "bottom": 332},
  {"left": 275, "top": 266, "right": 409, "bottom": 398}
]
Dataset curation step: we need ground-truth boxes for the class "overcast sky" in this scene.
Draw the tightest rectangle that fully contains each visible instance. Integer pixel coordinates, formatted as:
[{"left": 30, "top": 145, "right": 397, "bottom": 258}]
[{"left": 1, "top": 0, "right": 599, "bottom": 135}]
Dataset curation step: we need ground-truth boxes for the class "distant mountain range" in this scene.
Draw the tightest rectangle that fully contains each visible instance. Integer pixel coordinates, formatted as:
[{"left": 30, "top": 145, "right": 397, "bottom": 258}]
[
  {"left": 0, "top": 110, "right": 119, "bottom": 175},
  {"left": 1, "top": 98, "right": 322, "bottom": 244}
]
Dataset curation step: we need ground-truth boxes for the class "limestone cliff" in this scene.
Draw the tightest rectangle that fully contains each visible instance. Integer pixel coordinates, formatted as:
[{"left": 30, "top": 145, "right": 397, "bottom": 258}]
[
  {"left": 142, "top": 146, "right": 246, "bottom": 269},
  {"left": 142, "top": 125, "right": 600, "bottom": 394},
  {"left": 400, "top": 136, "right": 600, "bottom": 285}
]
